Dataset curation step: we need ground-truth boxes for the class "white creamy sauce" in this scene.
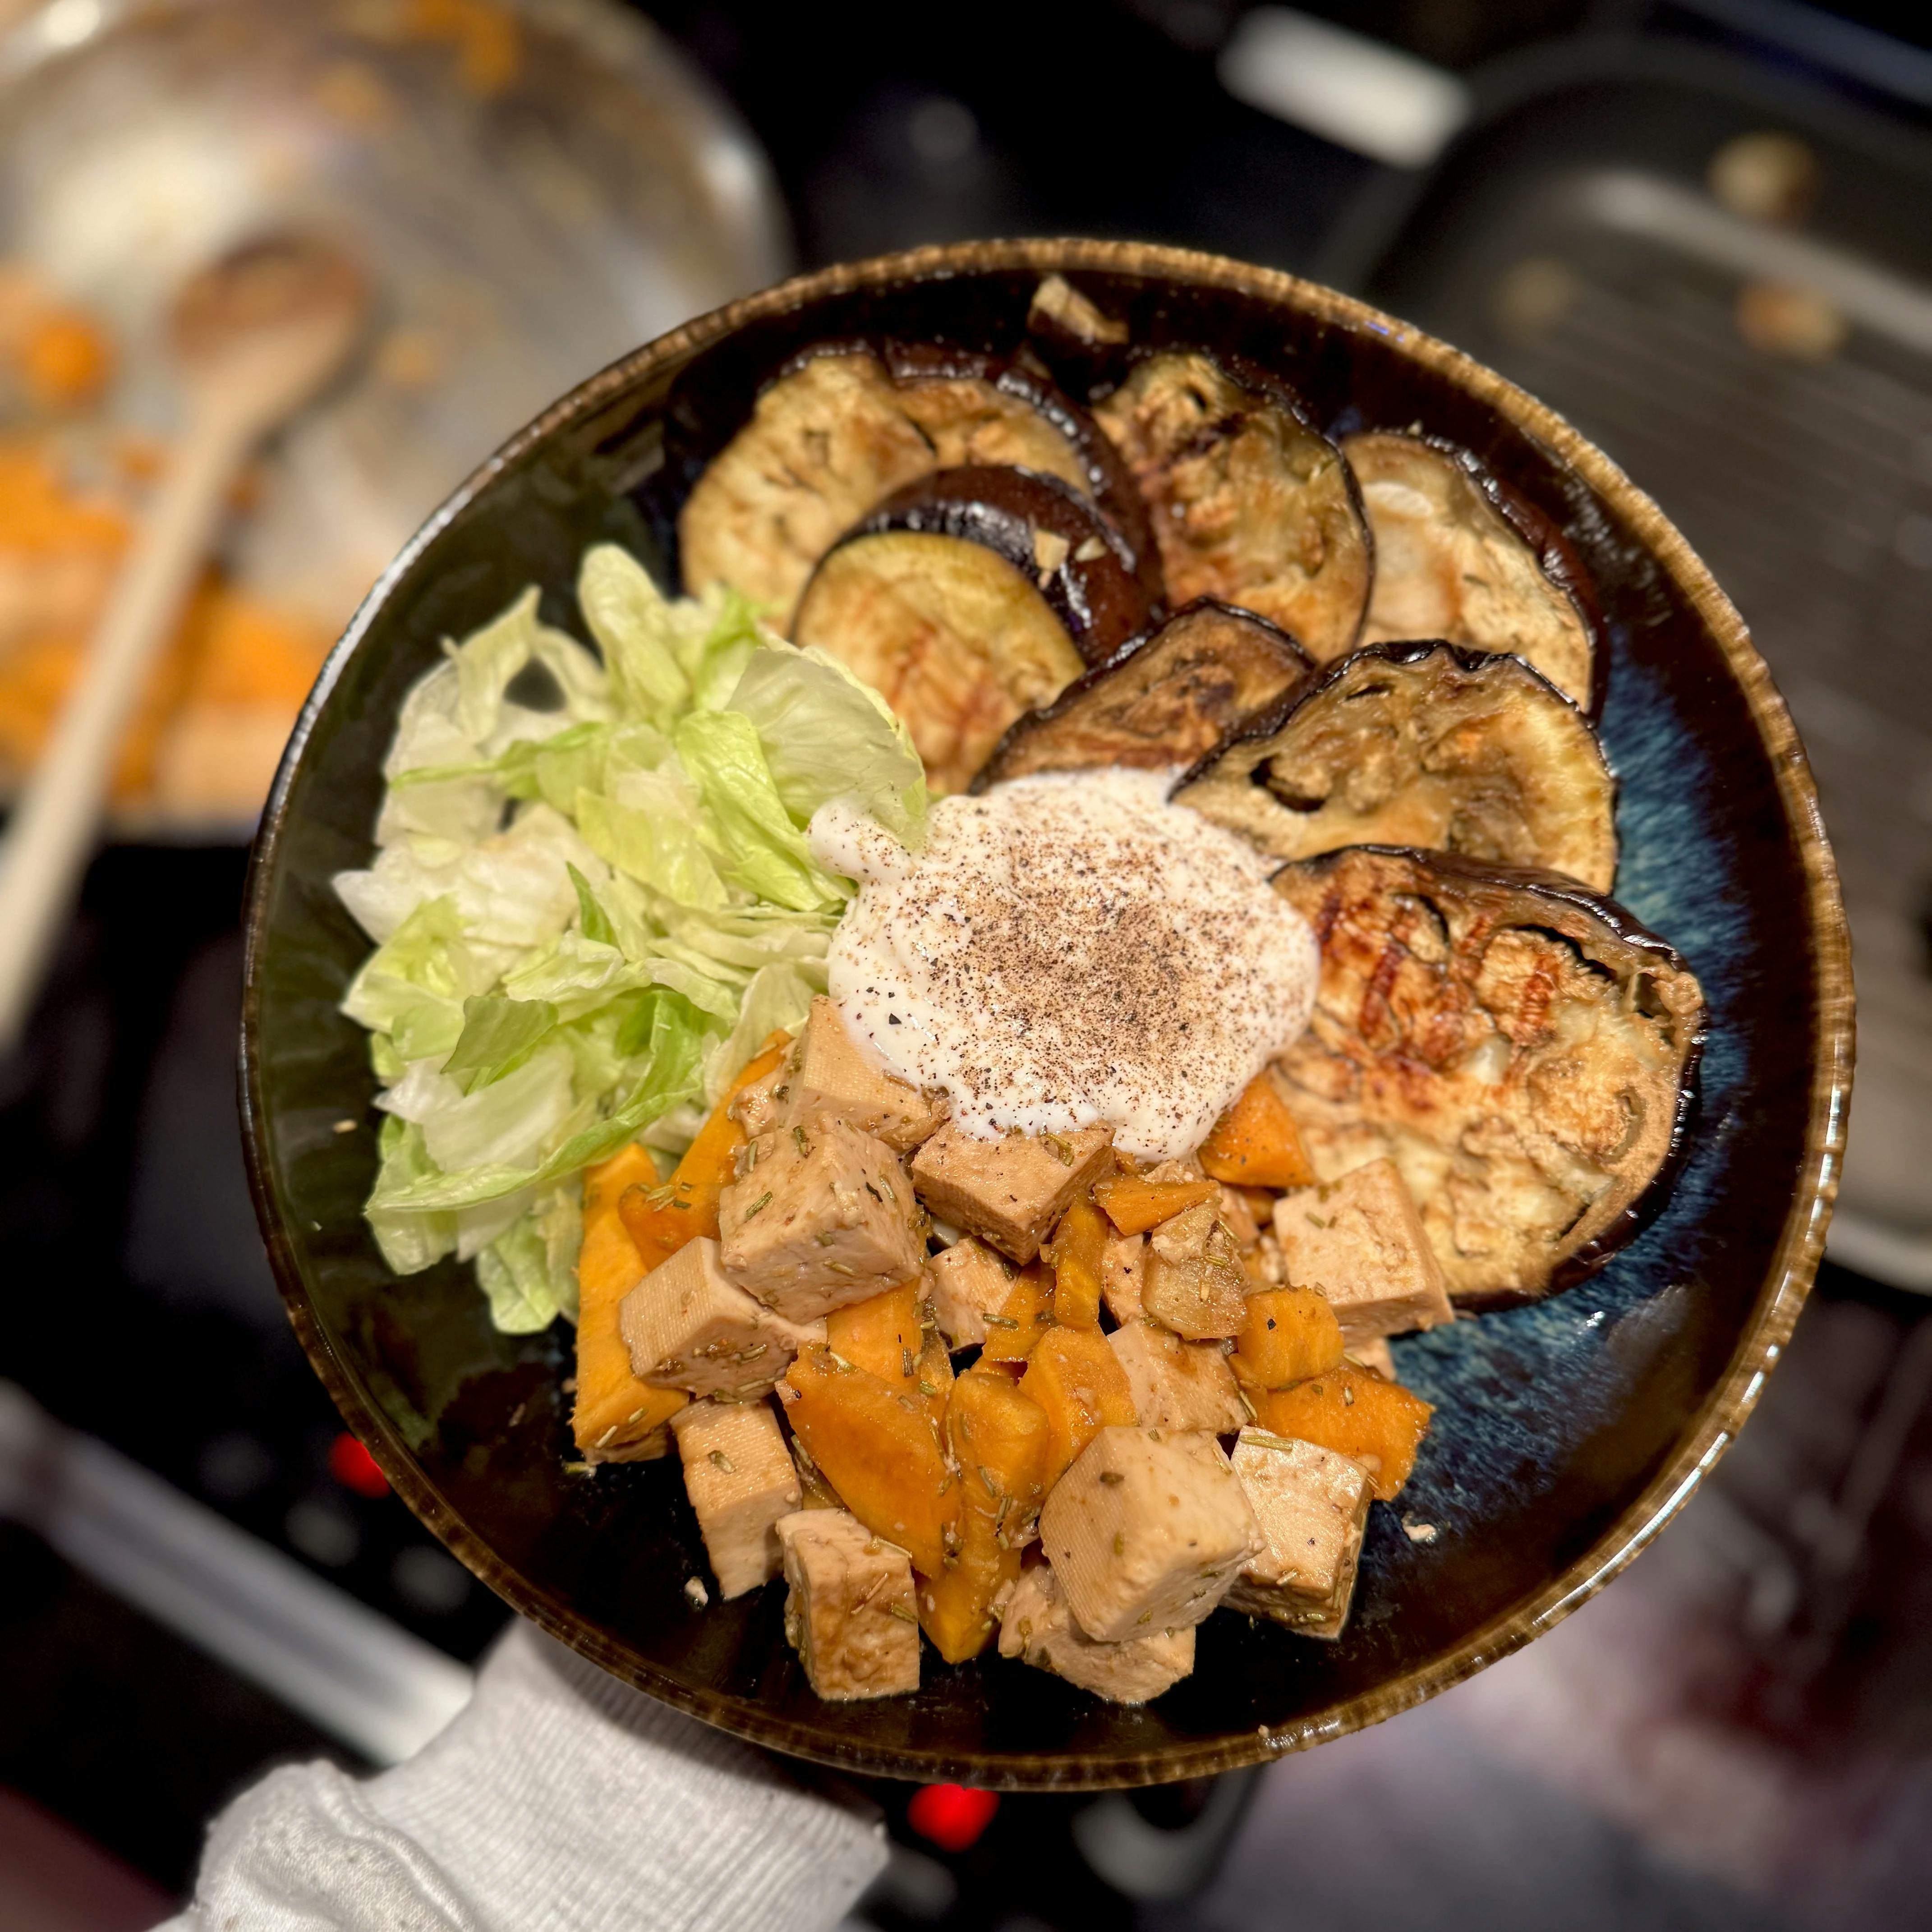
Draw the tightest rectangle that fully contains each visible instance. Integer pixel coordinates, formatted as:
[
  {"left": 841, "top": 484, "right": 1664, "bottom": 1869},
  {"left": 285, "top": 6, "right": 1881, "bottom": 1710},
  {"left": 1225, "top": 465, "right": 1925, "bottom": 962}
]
[{"left": 809, "top": 770, "right": 1320, "bottom": 1160}]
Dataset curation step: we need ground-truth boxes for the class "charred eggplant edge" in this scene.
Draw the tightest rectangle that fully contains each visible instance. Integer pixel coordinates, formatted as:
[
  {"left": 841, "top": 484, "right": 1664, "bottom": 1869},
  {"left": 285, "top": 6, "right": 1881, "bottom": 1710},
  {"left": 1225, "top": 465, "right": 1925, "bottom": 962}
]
[
  {"left": 1095, "top": 344, "right": 1375, "bottom": 653},
  {"left": 1347, "top": 428, "right": 1610, "bottom": 721},
  {"left": 971, "top": 597, "right": 1316, "bottom": 794},
  {"left": 766, "top": 335, "right": 1160, "bottom": 597},
  {"left": 1274, "top": 842, "right": 1706, "bottom": 1309},
  {"left": 1171, "top": 637, "right": 1618, "bottom": 805},
  {"left": 850, "top": 465, "right": 1159, "bottom": 667}
]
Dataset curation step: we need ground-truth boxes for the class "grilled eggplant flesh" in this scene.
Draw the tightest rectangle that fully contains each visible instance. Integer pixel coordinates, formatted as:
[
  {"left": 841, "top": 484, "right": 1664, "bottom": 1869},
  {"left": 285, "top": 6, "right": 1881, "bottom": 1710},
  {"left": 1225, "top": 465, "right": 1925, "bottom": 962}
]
[
  {"left": 677, "top": 344, "right": 1127, "bottom": 622},
  {"left": 1271, "top": 846, "right": 1704, "bottom": 1306},
  {"left": 975, "top": 598, "right": 1312, "bottom": 788},
  {"left": 1173, "top": 641, "right": 1617, "bottom": 892},
  {"left": 791, "top": 526, "right": 1086, "bottom": 796},
  {"left": 850, "top": 466, "right": 1156, "bottom": 669},
  {"left": 1095, "top": 350, "right": 1371, "bottom": 663},
  {"left": 1344, "top": 431, "right": 1602, "bottom": 716}
]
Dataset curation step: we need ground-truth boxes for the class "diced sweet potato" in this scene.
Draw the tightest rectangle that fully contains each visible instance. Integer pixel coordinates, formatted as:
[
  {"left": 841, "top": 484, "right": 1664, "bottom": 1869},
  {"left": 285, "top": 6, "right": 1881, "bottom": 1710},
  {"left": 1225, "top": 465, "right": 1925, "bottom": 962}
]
[
  {"left": 1253, "top": 1368, "right": 1433, "bottom": 1501},
  {"left": 780, "top": 1343, "right": 959, "bottom": 1574},
  {"left": 617, "top": 1037, "right": 791, "bottom": 1270},
  {"left": 1142, "top": 1199, "right": 1249, "bottom": 1341},
  {"left": 1233, "top": 1287, "right": 1346, "bottom": 1390},
  {"left": 825, "top": 1280, "right": 924, "bottom": 1383},
  {"left": 1021, "top": 1326, "right": 1139, "bottom": 1490},
  {"left": 825, "top": 1279, "right": 956, "bottom": 1422},
  {"left": 978, "top": 1264, "right": 1057, "bottom": 1365},
  {"left": 1091, "top": 1175, "right": 1220, "bottom": 1236},
  {"left": 918, "top": 1371, "right": 1051, "bottom": 1663},
  {"left": 1198, "top": 1071, "right": 1315, "bottom": 1189},
  {"left": 573, "top": 1142, "right": 686, "bottom": 1460},
  {"left": 910, "top": 1122, "right": 1114, "bottom": 1263},
  {"left": 1043, "top": 1195, "right": 1109, "bottom": 1329}
]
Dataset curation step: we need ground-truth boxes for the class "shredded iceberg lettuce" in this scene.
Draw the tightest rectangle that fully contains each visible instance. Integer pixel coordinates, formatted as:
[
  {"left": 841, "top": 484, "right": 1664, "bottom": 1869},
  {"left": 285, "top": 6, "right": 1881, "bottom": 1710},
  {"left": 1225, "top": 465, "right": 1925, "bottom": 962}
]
[{"left": 333, "top": 544, "right": 925, "bottom": 1332}]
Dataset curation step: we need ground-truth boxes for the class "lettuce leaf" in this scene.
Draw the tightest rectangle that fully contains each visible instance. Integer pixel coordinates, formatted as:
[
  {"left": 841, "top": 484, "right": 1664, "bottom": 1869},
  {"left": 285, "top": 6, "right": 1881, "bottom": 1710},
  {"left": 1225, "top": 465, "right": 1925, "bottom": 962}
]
[
  {"left": 338, "top": 550, "right": 910, "bottom": 1334},
  {"left": 728, "top": 645, "right": 927, "bottom": 845}
]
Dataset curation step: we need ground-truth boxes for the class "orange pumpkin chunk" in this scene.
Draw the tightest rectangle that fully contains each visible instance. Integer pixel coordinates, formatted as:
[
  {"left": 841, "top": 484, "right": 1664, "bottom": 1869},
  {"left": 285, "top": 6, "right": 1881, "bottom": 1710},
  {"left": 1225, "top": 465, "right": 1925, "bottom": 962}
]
[
  {"left": 572, "top": 1143, "right": 686, "bottom": 1459},
  {"left": 1043, "top": 1195, "right": 1109, "bottom": 1329},
  {"left": 1197, "top": 1072, "right": 1315, "bottom": 1189},
  {"left": 1234, "top": 1287, "right": 1346, "bottom": 1390},
  {"left": 1021, "top": 1326, "right": 1139, "bottom": 1490},
  {"left": 1253, "top": 1368, "right": 1433, "bottom": 1501},
  {"left": 978, "top": 1264, "right": 1056, "bottom": 1364},
  {"left": 918, "top": 1372, "right": 1051, "bottom": 1663},
  {"left": 616, "top": 1035, "right": 790, "bottom": 1270},
  {"left": 780, "top": 1344, "right": 959, "bottom": 1574},
  {"left": 1091, "top": 1174, "right": 1220, "bottom": 1236},
  {"left": 826, "top": 1280, "right": 952, "bottom": 1419}
]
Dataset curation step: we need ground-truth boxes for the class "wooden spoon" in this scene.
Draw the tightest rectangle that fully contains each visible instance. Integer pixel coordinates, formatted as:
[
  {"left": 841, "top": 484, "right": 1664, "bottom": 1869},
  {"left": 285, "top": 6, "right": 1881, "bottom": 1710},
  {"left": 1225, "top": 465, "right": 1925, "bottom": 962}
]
[{"left": 0, "top": 235, "right": 367, "bottom": 1049}]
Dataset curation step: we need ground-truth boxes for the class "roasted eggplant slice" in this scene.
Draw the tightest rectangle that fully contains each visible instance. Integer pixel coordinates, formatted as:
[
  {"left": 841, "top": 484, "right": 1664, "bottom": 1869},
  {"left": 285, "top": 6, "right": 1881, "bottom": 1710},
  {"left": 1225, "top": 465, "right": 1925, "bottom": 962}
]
[
  {"left": 1343, "top": 431, "right": 1604, "bottom": 716},
  {"left": 677, "top": 344, "right": 1145, "bottom": 622},
  {"left": 975, "top": 599, "right": 1312, "bottom": 788},
  {"left": 790, "top": 497, "right": 1089, "bottom": 797},
  {"left": 1173, "top": 642, "right": 1617, "bottom": 892},
  {"left": 1271, "top": 846, "right": 1704, "bottom": 1307},
  {"left": 1094, "top": 350, "right": 1371, "bottom": 662},
  {"left": 840, "top": 466, "right": 1157, "bottom": 670}
]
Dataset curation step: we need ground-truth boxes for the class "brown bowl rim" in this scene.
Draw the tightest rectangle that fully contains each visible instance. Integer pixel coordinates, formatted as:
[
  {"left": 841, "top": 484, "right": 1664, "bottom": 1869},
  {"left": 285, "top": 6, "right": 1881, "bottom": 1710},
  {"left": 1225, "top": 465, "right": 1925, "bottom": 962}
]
[{"left": 239, "top": 237, "right": 1854, "bottom": 1789}]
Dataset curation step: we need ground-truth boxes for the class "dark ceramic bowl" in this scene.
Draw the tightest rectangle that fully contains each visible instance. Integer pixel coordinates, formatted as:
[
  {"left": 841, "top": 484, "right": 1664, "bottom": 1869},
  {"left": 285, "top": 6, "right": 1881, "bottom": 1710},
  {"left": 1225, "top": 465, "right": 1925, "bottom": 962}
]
[{"left": 240, "top": 240, "right": 1853, "bottom": 1788}]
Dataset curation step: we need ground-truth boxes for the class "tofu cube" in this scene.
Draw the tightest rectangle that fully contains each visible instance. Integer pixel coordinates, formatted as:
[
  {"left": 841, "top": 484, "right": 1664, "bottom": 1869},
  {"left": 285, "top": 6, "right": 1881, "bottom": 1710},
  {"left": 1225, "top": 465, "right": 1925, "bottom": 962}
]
[
  {"left": 621, "top": 1237, "right": 822, "bottom": 1398},
  {"left": 1272, "top": 1159, "right": 1454, "bottom": 1345},
  {"left": 718, "top": 1117, "right": 927, "bottom": 1324},
  {"left": 1037, "top": 1426, "right": 1258, "bottom": 1642},
  {"left": 1225, "top": 1430, "right": 1371, "bottom": 1640},
  {"left": 1108, "top": 1324, "right": 1248, "bottom": 1434},
  {"left": 776, "top": 996, "right": 944, "bottom": 1152},
  {"left": 777, "top": 1509, "right": 921, "bottom": 1701},
  {"left": 997, "top": 1562, "right": 1195, "bottom": 1704},
  {"left": 1100, "top": 1233, "right": 1144, "bottom": 1324},
  {"left": 1348, "top": 1335, "right": 1398, "bottom": 1381},
  {"left": 925, "top": 1234, "right": 1018, "bottom": 1348},
  {"left": 670, "top": 1399, "right": 802, "bottom": 1598},
  {"left": 910, "top": 1122, "right": 1114, "bottom": 1264}
]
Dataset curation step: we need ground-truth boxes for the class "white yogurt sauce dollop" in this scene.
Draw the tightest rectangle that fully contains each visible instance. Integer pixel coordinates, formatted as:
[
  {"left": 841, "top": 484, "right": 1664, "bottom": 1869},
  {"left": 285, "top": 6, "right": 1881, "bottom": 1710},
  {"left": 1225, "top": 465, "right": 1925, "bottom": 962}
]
[{"left": 808, "top": 769, "right": 1320, "bottom": 1161}]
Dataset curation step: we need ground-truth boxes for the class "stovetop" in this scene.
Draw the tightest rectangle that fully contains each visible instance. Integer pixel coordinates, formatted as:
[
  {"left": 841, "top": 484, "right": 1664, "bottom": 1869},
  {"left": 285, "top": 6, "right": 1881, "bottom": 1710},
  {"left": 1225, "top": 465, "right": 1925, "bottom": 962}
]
[{"left": 7, "top": 4, "right": 1932, "bottom": 1928}]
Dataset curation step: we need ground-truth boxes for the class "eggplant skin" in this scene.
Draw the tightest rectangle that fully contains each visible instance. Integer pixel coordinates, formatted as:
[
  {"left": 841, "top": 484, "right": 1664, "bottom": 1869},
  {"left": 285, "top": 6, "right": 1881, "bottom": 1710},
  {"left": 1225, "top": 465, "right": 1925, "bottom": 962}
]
[
  {"left": 1173, "top": 641, "right": 1618, "bottom": 893},
  {"left": 852, "top": 466, "right": 1156, "bottom": 668},
  {"left": 1271, "top": 846, "right": 1705, "bottom": 1307},
  {"left": 677, "top": 343, "right": 1136, "bottom": 624},
  {"left": 974, "top": 598, "right": 1313, "bottom": 790},
  {"left": 1343, "top": 431, "right": 1606, "bottom": 718},
  {"left": 1095, "top": 350, "right": 1372, "bottom": 664},
  {"left": 791, "top": 526, "right": 1086, "bottom": 796}
]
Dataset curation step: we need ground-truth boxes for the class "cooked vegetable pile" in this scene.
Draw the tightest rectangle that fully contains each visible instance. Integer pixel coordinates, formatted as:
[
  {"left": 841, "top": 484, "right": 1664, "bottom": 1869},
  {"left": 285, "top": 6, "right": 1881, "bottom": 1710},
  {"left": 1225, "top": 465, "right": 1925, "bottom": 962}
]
[{"left": 336, "top": 273, "right": 1707, "bottom": 1707}]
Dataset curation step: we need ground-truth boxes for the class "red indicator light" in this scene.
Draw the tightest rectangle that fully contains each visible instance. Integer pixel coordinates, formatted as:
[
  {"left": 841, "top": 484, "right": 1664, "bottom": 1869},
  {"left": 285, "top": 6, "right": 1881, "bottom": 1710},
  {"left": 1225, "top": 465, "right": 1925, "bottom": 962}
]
[
  {"left": 907, "top": 1783, "right": 999, "bottom": 1853},
  {"left": 329, "top": 1433, "right": 390, "bottom": 1498}
]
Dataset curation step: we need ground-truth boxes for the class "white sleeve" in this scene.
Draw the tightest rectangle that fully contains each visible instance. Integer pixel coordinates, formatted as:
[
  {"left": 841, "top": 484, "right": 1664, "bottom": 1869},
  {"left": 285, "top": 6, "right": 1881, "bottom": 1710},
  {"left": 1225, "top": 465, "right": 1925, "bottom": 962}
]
[{"left": 154, "top": 1617, "right": 888, "bottom": 1932}]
